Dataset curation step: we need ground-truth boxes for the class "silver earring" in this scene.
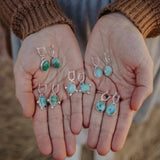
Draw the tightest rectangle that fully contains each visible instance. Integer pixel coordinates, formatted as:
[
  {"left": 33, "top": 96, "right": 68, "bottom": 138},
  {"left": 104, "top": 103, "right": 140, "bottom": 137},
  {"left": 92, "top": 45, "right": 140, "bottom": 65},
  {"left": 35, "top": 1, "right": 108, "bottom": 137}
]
[
  {"left": 104, "top": 52, "right": 112, "bottom": 76},
  {"left": 92, "top": 57, "right": 103, "bottom": 78}
]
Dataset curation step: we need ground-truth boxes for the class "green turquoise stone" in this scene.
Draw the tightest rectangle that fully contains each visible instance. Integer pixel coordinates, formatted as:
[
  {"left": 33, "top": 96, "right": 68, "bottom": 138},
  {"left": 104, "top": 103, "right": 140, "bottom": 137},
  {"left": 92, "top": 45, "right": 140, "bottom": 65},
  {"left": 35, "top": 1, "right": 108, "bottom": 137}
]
[
  {"left": 39, "top": 96, "right": 47, "bottom": 108},
  {"left": 106, "top": 104, "right": 116, "bottom": 115},
  {"left": 104, "top": 66, "right": 112, "bottom": 76},
  {"left": 96, "top": 101, "right": 105, "bottom": 112},
  {"left": 49, "top": 95, "right": 59, "bottom": 106},
  {"left": 67, "top": 84, "right": 76, "bottom": 94},
  {"left": 41, "top": 60, "right": 50, "bottom": 71},
  {"left": 81, "top": 83, "right": 90, "bottom": 93},
  {"left": 95, "top": 68, "right": 103, "bottom": 78},
  {"left": 52, "top": 58, "right": 61, "bottom": 69}
]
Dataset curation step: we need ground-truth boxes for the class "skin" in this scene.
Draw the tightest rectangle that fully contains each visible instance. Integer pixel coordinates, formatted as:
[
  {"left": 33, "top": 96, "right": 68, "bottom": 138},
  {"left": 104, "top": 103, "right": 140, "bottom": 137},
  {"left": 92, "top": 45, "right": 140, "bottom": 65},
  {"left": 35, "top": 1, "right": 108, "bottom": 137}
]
[
  {"left": 14, "top": 24, "right": 84, "bottom": 160},
  {"left": 83, "top": 13, "right": 153, "bottom": 155}
]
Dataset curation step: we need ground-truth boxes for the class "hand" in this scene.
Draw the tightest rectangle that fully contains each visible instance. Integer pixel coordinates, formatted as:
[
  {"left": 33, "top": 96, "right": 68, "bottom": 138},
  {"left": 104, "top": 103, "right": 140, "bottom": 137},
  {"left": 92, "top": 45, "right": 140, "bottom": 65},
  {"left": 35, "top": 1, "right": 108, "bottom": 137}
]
[
  {"left": 83, "top": 13, "right": 153, "bottom": 155},
  {"left": 14, "top": 24, "right": 84, "bottom": 159}
]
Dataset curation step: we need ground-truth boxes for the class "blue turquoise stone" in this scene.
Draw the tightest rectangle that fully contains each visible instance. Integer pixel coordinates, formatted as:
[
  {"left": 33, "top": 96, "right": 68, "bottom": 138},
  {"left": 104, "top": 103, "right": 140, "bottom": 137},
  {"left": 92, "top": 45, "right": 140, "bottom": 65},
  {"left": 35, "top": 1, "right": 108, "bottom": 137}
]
[
  {"left": 106, "top": 104, "right": 116, "bottom": 115},
  {"left": 39, "top": 96, "right": 47, "bottom": 108},
  {"left": 104, "top": 66, "right": 112, "bottom": 76},
  {"left": 41, "top": 60, "right": 50, "bottom": 71},
  {"left": 52, "top": 58, "right": 61, "bottom": 69},
  {"left": 81, "top": 83, "right": 90, "bottom": 93},
  {"left": 96, "top": 101, "right": 105, "bottom": 112},
  {"left": 95, "top": 68, "right": 103, "bottom": 78},
  {"left": 49, "top": 95, "right": 59, "bottom": 106},
  {"left": 67, "top": 84, "right": 76, "bottom": 94}
]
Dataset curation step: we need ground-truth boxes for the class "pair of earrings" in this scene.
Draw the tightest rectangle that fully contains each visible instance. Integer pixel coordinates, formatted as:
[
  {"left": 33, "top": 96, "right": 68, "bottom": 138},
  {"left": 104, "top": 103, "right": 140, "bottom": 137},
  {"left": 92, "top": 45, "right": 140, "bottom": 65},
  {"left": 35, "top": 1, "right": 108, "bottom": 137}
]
[
  {"left": 37, "top": 83, "right": 60, "bottom": 110},
  {"left": 37, "top": 45, "right": 61, "bottom": 72},
  {"left": 96, "top": 92, "right": 120, "bottom": 116},
  {"left": 92, "top": 52, "right": 113, "bottom": 78},
  {"left": 65, "top": 71, "right": 91, "bottom": 96}
]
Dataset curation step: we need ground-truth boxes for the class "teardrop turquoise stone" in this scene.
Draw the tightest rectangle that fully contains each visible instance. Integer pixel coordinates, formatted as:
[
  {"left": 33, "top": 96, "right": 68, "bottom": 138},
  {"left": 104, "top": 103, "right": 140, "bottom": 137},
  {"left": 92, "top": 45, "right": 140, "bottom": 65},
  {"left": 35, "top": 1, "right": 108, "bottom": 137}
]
[
  {"left": 95, "top": 68, "right": 103, "bottom": 78},
  {"left": 81, "top": 83, "right": 90, "bottom": 93},
  {"left": 41, "top": 60, "right": 50, "bottom": 71},
  {"left": 96, "top": 101, "right": 105, "bottom": 112},
  {"left": 52, "top": 58, "right": 61, "bottom": 69},
  {"left": 104, "top": 66, "right": 112, "bottom": 76},
  {"left": 106, "top": 104, "right": 116, "bottom": 115},
  {"left": 49, "top": 95, "right": 59, "bottom": 106},
  {"left": 39, "top": 96, "right": 47, "bottom": 108},
  {"left": 67, "top": 84, "right": 76, "bottom": 94}
]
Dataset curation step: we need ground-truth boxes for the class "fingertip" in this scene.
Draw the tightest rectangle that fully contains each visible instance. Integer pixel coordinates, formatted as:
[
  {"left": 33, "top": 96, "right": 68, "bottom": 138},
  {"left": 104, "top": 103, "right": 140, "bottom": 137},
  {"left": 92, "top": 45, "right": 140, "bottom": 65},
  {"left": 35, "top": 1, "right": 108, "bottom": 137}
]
[
  {"left": 71, "top": 115, "right": 82, "bottom": 134},
  {"left": 23, "top": 106, "right": 35, "bottom": 118},
  {"left": 87, "top": 137, "right": 97, "bottom": 149},
  {"left": 66, "top": 143, "right": 76, "bottom": 157}
]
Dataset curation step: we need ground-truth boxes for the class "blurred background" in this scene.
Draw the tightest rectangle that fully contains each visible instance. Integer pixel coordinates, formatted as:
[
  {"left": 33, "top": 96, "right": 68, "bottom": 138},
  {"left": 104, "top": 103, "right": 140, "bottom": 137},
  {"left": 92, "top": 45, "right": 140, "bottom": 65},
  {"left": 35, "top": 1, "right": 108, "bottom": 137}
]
[{"left": 0, "top": 25, "right": 160, "bottom": 160}]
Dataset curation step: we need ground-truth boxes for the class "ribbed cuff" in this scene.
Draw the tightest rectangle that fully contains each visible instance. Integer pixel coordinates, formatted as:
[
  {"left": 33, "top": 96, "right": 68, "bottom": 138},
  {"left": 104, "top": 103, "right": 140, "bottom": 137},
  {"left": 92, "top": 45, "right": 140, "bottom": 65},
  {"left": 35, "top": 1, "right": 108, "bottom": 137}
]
[
  {"left": 99, "top": 0, "right": 160, "bottom": 38},
  {"left": 11, "top": 0, "right": 74, "bottom": 39}
]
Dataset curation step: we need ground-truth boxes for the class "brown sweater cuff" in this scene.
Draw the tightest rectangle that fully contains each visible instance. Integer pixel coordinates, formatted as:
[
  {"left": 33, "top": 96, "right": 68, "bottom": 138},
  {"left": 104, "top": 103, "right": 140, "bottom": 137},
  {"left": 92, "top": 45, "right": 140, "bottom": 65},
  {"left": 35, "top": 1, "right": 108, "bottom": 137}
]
[
  {"left": 11, "top": 0, "right": 73, "bottom": 39},
  {"left": 99, "top": 0, "right": 160, "bottom": 38}
]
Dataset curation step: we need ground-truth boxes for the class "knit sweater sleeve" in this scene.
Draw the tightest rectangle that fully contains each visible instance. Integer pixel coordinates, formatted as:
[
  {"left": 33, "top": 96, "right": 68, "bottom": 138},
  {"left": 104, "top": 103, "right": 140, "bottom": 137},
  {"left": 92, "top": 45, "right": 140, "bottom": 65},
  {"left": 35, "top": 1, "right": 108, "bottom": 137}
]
[
  {"left": 0, "top": 0, "right": 73, "bottom": 40},
  {"left": 99, "top": 0, "right": 160, "bottom": 38}
]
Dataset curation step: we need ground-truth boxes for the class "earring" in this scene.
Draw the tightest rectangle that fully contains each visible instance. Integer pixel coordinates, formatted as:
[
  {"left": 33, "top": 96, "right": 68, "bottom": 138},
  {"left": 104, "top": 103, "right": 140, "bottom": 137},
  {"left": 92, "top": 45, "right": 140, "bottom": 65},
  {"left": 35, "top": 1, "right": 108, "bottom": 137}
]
[
  {"left": 37, "top": 84, "right": 48, "bottom": 110},
  {"left": 78, "top": 72, "right": 91, "bottom": 94},
  {"left": 37, "top": 47, "right": 50, "bottom": 71},
  {"left": 104, "top": 52, "right": 112, "bottom": 76},
  {"left": 106, "top": 92, "right": 120, "bottom": 116},
  {"left": 92, "top": 57, "right": 103, "bottom": 78},
  {"left": 49, "top": 45, "right": 61, "bottom": 69},
  {"left": 65, "top": 71, "right": 78, "bottom": 96},
  {"left": 96, "top": 91, "right": 111, "bottom": 112},
  {"left": 48, "top": 84, "right": 61, "bottom": 109}
]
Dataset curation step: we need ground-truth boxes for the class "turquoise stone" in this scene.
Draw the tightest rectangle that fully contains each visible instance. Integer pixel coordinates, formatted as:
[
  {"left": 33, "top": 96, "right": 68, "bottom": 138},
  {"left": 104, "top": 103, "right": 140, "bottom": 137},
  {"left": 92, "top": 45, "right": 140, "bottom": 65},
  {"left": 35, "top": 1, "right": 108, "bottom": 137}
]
[
  {"left": 104, "top": 66, "right": 112, "bottom": 76},
  {"left": 41, "top": 60, "right": 50, "bottom": 71},
  {"left": 39, "top": 96, "right": 47, "bottom": 108},
  {"left": 67, "top": 84, "right": 76, "bottom": 94},
  {"left": 49, "top": 95, "right": 59, "bottom": 106},
  {"left": 52, "top": 58, "right": 61, "bottom": 69},
  {"left": 81, "top": 83, "right": 90, "bottom": 93},
  {"left": 95, "top": 68, "right": 103, "bottom": 78},
  {"left": 96, "top": 101, "right": 105, "bottom": 112},
  {"left": 106, "top": 104, "right": 116, "bottom": 115}
]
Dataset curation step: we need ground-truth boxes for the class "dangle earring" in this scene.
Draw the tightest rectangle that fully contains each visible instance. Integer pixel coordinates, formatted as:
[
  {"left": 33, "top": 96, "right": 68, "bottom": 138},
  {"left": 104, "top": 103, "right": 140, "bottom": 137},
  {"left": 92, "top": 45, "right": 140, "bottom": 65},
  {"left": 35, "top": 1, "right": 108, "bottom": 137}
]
[
  {"left": 48, "top": 84, "right": 61, "bottom": 109},
  {"left": 78, "top": 72, "right": 91, "bottom": 94},
  {"left": 96, "top": 91, "right": 111, "bottom": 112},
  {"left": 104, "top": 52, "right": 113, "bottom": 76},
  {"left": 65, "top": 71, "right": 78, "bottom": 96},
  {"left": 92, "top": 57, "right": 103, "bottom": 78},
  {"left": 49, "top": 45, "right": 61, "bottom": 69},
  {"left": 37, "top": 47, "right": 50, "bottom": 71},
  {"left": 37, "top": 84, "right": 48, "bottom": 110},
  {"left": 106, "top": 92, "right": 120, "bottom": 116}
]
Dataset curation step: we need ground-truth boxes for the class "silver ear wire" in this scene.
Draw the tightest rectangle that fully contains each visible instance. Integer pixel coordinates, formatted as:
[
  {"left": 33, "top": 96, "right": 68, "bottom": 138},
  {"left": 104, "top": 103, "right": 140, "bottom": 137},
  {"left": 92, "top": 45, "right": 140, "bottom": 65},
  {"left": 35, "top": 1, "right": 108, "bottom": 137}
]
[
  {"left": 38, "top": 83, "right": 47, "bottom": 95},
  {"left": 52, "top": 84, "right": 59, "bottom": 95},
  {"left": 68, "top": 71, "right": 75, "bottom": 83},
  {"left": 101, "top": 91, "right": 111, "bottom": 102},
  {"left": 78, "top": 72, "right": 85, "bottom": 84},
  {"left": 37, "top": 47, "right": 47, "bottom": 60}
]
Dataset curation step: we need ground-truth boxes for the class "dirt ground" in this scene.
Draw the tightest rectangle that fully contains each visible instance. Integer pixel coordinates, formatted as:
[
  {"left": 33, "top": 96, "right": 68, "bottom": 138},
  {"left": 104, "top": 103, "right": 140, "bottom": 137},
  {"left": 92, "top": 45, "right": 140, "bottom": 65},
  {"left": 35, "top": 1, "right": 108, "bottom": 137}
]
[{"left": 0, "top": 31, "right": 160, "bottom": 160}]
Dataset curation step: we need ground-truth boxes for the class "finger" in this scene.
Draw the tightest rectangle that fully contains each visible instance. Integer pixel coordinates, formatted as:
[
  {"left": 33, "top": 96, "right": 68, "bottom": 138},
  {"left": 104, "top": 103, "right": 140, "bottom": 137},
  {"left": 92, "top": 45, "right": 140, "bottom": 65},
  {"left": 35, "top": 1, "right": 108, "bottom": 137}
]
[
  {"left": 32, "top": 105, "right": 52, "bottom": 156},
  {"left": 62, "top": 99, "right": 76, "bottom": 156},
  {"left": 87, "top": 93, "right": 103, "bottom": 149},
  {"left": 97, "top": 99, "right": 119, "bottom": 155},
  {"left": 131, "top": 60, "right": 153, "bottom": 111},
  {"left": 83, "top": 77, "right": 96, "bottom": 128},
  {"left": 48, "top": 104, "right": 66, "bottom": 160},
  {"left": 111, "top": 99, "right": 134, "bottom": 151},
  {"left": 70, "top": 91, "right": 82, "bottom": 134},
  {"left": 14, "top": 68, "right": 35, "bottom": 118}
]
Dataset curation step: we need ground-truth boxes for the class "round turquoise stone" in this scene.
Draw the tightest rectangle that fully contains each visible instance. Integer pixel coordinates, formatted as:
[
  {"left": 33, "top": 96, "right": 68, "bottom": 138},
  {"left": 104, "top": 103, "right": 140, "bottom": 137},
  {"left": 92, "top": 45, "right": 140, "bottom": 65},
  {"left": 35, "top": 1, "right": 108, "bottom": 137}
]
[
  {"left": 104, "top": 66, "right": 112, "bottom": 76},
  {"left": 106, "top": 104, "right": 116, "bottom": 115},
  {"left": 95, "top": 68, "right": 103, "bottom": 78},
  {"left": 49, "top": 95, "right": 59, "bottom": 106},
  {"left": 67, "top": 84, "right": 76, "bottom": 94},
  {"left": 52, "top": 58, "right": 61, "bottom": 69},
  {"left": 81, "top": 83, "right": 90, "bottom": 93},
  {"left": 96, "top": 101, "right": 105, "bottom": 112},
  {"left": 41, "top": 60, "right": 50, "bottom": 71},
  {"left": 39, "top": 96, "right": 47, "bottom": 108}
]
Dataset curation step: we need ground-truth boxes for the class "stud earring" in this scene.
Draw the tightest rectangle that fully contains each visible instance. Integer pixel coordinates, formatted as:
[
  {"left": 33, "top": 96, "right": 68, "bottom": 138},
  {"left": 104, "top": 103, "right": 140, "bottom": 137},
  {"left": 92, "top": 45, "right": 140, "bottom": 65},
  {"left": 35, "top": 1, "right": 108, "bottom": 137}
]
[
  {"left": 106, "top": 92, "right": 120, "bottom": 116},
  {"left": 48, "top": 84, "right": 61, "bottom": 109},
  {"left": 78, "top": 72, "right": 91, "bottom": 94},
  {"left": 37, "top": 47, "right": 50, "bottom": 71},
  {"left": 49, "top": 45, "right": 61, "bottom": 69},
  {"left": 96, "top": 91, "right": 111, "bottom": 112},
  {"left": 37, "top": 84, "right": 48, "bottom": 110},
  {"left": 104, "top": 52, "right": 113, "bottom": 76},
  {"left": 92, "top": 57, "right": 103, "bottom": 78},
  {"left": 65, "top": 71, "right": 78, "bottom": 96}
]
